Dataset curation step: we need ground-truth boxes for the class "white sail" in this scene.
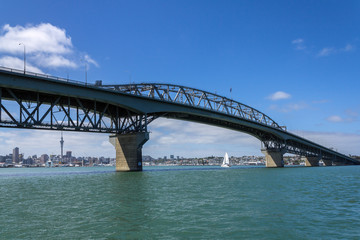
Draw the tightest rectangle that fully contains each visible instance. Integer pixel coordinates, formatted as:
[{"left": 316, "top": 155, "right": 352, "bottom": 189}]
[{"left": 221, "top": 152, "right": 230, "bottom": 167}]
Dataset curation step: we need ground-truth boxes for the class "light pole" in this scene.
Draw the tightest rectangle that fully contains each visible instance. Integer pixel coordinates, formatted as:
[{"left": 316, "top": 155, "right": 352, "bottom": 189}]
[
  {"left": 124, "top": 70, "right": 132, "bottom": 84},
  {"left": 19, "top": 43, "right": 26, "bottom": 74},
  {"left": 81, "top": 58, "right": 88, "bottom": 85},
  {"left": 85, "top": 61, "right": 87, "bottom": 85}
]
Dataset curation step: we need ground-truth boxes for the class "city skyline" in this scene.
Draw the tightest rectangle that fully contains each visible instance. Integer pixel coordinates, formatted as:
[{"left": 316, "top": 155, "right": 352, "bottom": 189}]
[{"left": 0, "top": 1, "right": 359, "bottom": 158}]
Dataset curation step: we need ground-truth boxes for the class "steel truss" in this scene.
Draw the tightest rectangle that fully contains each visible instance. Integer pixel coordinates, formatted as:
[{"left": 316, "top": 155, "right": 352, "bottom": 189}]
[
  {"left": 0, "top": 87, "right": 156, "bottom": 134},
  {"left": 0, "top": 65, "right": 357, "bottom": 165},
  {"left": 102, "top": 83, "right": 284, "bottom": 130}
]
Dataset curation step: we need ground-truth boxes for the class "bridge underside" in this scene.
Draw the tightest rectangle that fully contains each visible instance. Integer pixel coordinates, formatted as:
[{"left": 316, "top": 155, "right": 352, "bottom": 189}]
[{"left": 163, "top": 113, "right": 357, "bottom": 165}]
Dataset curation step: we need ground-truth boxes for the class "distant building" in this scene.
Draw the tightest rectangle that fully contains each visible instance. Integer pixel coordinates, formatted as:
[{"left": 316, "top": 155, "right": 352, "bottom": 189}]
[
  {"left": 66, "top": 151, "right": 72, "bottom": 158},
  {"left": 23, "top": 157, "right": 34, "bottom": 165},
  {"left": 40, "top": 154, "right": 49, "bottom": 164},
  {"left": 170, "top": 155, "right": 174, "bottom": 159},
  {"left": 12, "top": 147, "right": 19, "bottom": 163}
]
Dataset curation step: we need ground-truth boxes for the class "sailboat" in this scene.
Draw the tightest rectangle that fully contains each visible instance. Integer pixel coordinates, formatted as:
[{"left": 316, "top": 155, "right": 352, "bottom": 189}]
[{"left": 221, "top": 152, "right": 230, "bottom": 168}]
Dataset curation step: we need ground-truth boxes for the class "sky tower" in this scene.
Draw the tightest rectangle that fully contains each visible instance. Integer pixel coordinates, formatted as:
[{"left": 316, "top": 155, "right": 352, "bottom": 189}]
[{"left": 60, "top": 132, "right": 64, "bottom": 161}]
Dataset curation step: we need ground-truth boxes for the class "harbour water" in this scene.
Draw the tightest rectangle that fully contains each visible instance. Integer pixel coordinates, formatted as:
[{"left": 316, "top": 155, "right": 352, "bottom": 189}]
[{"left": 0, "top": 166, "right": 359, "bottom": 239}]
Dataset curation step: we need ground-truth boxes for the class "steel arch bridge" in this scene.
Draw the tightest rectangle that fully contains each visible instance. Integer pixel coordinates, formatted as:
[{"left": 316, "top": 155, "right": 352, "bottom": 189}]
[{"left": 0, "top": 66, "right": 358, "bottom": 168}]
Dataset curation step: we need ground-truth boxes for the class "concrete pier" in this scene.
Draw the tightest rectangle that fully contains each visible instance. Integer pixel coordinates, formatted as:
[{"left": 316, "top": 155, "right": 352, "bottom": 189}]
[
  {"left": 322, "top": 159, "right": 333, "bottom": 166},
  {"left": 261, "top": 149, "right": 284, "bottom": 167},
  {"left": 333, "top": 161, "right": 346, "bottom": 166},
  {"left": 110, "top": 132, "right": 149, "bottom": 172},
  {"left": 303, "top": 156, "right": 320, "bottom": 167}
]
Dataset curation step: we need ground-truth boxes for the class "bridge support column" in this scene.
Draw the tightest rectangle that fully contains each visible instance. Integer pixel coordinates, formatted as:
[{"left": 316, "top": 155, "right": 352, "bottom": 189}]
[
  {"left": 261, "top": 149, "right": 284, "bottom": 168},
  {"left": 322, "top": 159, "right": 333, "bottom": 166},
  {"left": 303, "top": 157, "right": 320, "bottom": 167},
  {"left": 110, "top": 132, "right": 149, "bottom": 172}
]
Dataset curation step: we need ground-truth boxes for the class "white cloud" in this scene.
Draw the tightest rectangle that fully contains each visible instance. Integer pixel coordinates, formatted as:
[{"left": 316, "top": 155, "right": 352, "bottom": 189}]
[
  {"left": 33, "top": 53, "right": 77, "bottom": 69},
  {"left": 0, "top": 56, "right": 43, "bottom": 73},
  {"left": 0, "top": 23, "right": 97, "bottom": 71},
  {"left": 0, "top": 23, "right": 72, "bottom": 55},
  {"left": 268, "top": 91, "right": 291, "bottom": 101}
]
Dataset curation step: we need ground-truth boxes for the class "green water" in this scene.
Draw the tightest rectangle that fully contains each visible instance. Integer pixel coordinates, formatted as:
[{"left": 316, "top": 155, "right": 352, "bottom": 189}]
[{"left": 0, "top": 166, "right": 359, "bottom": 239}]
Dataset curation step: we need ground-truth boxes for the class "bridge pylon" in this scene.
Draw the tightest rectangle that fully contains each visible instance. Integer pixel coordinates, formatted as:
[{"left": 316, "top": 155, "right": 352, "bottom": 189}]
[
  {"left": 110, "top": 132, "right": 149, "bottom": 171},
  {"left": 322, "top": 159, "right": 333, "bottom": 166},
  {"left": 302, "top": 156, "right": 320, "bottom": 167},
  {"left": 261, "top": 148, "right": 285, "bottom": 168}
]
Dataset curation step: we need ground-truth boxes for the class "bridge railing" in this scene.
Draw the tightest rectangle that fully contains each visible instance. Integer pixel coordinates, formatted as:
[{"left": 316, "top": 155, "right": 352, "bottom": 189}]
[
  {"left": 102, "top": 83, "right": 284, "bottom": 131},
  {"left": 0, "top": 66, "right": 85, "bottom": 86}
]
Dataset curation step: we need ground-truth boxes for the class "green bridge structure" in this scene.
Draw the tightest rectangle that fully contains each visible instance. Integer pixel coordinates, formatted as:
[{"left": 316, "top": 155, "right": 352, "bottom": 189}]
[{"left": 0, "top": 67, "right": 359, "bottom": 171}]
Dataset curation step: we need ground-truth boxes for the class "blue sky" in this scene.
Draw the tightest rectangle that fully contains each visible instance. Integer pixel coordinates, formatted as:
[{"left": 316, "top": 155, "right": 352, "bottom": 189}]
[{"left": 0, "top": 0, "right": 359, "bottom": 158}]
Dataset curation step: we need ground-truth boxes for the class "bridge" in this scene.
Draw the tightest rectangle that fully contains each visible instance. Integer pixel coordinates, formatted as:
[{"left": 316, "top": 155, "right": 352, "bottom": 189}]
[{"left": 0, "top": 66, "right": 358, "bottom": 171}]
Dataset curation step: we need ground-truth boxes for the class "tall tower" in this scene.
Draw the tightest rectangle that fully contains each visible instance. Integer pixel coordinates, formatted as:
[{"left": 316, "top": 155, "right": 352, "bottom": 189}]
[
  {"left": 13, "top": 147, "right": 19, "bottom": 163},
  {"left": 60, "top": 132, "right": 64, "bottom": 161}
]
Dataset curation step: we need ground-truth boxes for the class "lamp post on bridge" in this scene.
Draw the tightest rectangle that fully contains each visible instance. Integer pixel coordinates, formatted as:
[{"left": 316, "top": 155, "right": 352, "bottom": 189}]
[
  {"left": 19, "top": 43, "right": 26, "bottom": 74},
  {"left": 80, "top": 58, "right": 88, "bottom": 85},
  {"left": 85, "top": 61, "right": 87, "bottom": 85}
]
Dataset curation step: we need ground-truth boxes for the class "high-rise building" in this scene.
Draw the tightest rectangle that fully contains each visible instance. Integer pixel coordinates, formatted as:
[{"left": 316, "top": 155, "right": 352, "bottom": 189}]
[
  {"left": 40, "top": 154, "right": 49, "bottom": 164},
  {"left": 12, "top": 147, "right": 19, "bottom": 163}
]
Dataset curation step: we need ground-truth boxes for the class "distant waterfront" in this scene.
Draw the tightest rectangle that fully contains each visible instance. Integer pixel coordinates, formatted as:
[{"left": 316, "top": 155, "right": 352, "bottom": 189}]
[
  {"left": 0, "top": 166, "right": 359, "bottom": 239},
  {"left": 0, "top": 154, "right": 309, "bottom": 168},
  {"left": 2, "top": 153, "right": 360, "bottom": 168}
]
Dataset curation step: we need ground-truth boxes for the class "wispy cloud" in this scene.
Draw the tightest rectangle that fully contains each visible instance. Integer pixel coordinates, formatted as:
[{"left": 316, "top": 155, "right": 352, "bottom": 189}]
[
  {"left": 0, "top": 129, "right": 114, "bottom": 158},
  {"left": 268, "top": 91, "right": 291, "bottom": 101},
  {"left": 317, "top": 44, "right": 355, "bottom": 57},
  {"left": 291, "top": 38, "right": 355, "bottom": 57},
  {"left": 289, "top": 130, "right": 360, "bottom": 155},
  {"left": 269, "top": 102, "right": 308, "bottom": 113},
  {"left": 146, "top": 118, "right": 261, "bottom": 158},
  {"left": 327, "top": 109, "right": 358, "bottom": 123},
  {"left": 326, "top": 115, "right": 344, "bottom": 123},
  {"left": 0, "top": 23, "right": 98, "bottom": 72},
  {"left": 318, "top": 47, "right": 336, "bottom": 57},
  {"left": 292, "top": 38, "right": 306, "bottom": 50},
  {"left": 343, "top": 44, "right": 354, "bottom": 52},
  {"left": 312, "top": 99, "right": 329, "bottom": 104},
  {"left": 1, "top": 117, "right": 359, "bottom": 159}
]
